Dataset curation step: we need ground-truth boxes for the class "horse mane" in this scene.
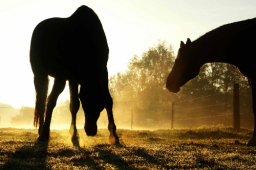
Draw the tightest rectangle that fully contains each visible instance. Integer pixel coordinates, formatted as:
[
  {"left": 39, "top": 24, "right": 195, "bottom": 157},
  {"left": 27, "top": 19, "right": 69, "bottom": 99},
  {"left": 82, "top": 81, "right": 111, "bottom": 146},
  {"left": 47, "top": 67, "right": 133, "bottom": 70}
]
[
  {"left": 194, "top": 18, "right": 256, "bottom": 45},
  {"left": 190, "top": 17, "right": 256, "bottom": 63}
]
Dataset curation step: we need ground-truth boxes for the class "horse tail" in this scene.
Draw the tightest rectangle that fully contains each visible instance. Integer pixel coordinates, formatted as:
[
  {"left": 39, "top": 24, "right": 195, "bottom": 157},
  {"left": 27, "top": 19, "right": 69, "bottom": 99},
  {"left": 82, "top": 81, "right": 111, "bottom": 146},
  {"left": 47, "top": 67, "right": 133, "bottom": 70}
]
[
  {"left": 34, "top": 108, "right": 41, "bottom": 127},
  {"left": 33, "top": 76, "right": 49, "bottom": 127}
]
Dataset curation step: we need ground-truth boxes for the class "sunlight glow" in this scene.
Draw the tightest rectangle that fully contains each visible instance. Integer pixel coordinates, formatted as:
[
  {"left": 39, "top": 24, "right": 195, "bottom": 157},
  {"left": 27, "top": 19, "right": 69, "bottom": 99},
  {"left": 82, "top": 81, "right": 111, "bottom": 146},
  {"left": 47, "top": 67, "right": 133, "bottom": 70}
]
[{"left": 0, "top": 0, "right": 256, "bottom": 123}]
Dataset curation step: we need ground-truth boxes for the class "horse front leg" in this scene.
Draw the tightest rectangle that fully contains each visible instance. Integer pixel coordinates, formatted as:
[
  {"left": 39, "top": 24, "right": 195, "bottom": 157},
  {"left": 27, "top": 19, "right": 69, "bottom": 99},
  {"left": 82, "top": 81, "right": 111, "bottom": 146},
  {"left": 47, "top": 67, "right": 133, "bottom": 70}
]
[
  {"left": 101, "top": 66, "right": 119, "bottom": 144},
  {"left": 247, "top": 78, "right": 256, "bottom": 146},
  {"left": 69, "top": 80, "right": 80, "bottom": 144},
  {"left": 105, "top": 91, "right": 119, "bottom": 145}
]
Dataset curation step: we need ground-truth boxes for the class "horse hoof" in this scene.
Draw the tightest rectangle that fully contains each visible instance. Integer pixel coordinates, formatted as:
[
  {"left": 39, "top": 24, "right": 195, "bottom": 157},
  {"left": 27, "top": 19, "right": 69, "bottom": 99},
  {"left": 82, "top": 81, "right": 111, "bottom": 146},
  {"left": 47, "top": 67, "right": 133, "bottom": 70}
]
[
  {"left": 37, "top": 136, "right": 49, "bottom": 142},
  {"left": 71, "top": 133, "right": 79, "bottom": 141},
  {"left": 109, "top": 134, "right": 119, "bottom": 145},
  {"left": 71, "top": 135, "right": 80, "bottom": 147},
  {"left": 246, "top": 137, "right": 256, "bottom": 146},
  {"left": 38, "top": 131, "right": 50, "bottom": 142}
]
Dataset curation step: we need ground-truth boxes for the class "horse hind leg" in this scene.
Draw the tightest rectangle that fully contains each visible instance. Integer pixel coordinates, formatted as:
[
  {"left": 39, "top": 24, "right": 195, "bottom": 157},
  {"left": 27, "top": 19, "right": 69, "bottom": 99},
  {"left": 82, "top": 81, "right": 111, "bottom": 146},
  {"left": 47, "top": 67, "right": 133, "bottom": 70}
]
[
  {"left": 40, "top": 78, "right": 66, "bottom": 141},
  {"left": 105, "top": 90, "right": 119, "bottom": 145},
  {"left": 34, "top": 75, "right": 49, "bottom": 136},
  {"left": 69, "top": 80, "right": 80, "bottom": 145},
  {"left": 247, "top": 78, "right": 256, "bottom": 146}
]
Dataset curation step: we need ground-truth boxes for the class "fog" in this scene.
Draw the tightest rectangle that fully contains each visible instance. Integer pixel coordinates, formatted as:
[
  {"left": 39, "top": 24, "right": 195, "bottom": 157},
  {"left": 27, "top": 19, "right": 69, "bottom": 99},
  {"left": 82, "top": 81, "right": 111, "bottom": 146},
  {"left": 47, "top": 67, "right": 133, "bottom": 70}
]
[{"left": 2, "top": 42, "right": 254, "bottom": 132}]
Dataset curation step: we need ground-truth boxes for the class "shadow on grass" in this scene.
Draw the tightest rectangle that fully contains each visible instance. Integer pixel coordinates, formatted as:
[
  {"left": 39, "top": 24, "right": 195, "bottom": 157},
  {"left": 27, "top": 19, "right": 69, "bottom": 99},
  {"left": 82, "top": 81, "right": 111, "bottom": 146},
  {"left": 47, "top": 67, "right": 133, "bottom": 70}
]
[
  {"left": 69, "top": 144, "right": 230, "bottom": 169},
  {"left": 0, "top": 141, "right": 48, "bottom": 170},
  {"left": 70, "top": 144, "right": 142, "bottom": 169},
  {"left": 177, "top": 129, "right": 251, "bottom": 140},
  {"left": 0, "top": 129, "right": 235, "bottom": 169}
]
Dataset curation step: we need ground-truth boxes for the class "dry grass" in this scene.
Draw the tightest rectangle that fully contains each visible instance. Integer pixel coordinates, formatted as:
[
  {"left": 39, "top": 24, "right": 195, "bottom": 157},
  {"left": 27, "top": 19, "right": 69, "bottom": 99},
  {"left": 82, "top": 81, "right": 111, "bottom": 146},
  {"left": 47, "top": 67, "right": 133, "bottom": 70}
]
[{"left": 0, "top": 126, "right": 256, "bottom": 169}]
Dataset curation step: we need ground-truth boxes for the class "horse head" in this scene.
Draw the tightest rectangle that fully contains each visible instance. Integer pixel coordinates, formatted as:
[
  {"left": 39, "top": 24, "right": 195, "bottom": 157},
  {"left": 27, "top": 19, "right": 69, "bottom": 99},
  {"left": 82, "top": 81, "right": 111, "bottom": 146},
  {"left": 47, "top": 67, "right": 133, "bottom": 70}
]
[
  {"left": 79, "top": 84, "right": 105, "bottom": 136},
  {"left": 166, "top": 38, "right": 201, "bottom": 93}
]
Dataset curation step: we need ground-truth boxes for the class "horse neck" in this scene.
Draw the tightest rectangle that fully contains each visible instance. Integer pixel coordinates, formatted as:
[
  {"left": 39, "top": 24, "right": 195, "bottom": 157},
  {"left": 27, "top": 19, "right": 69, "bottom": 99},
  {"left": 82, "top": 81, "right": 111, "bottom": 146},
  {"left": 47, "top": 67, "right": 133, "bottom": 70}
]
[{"left": 191, "top": 37, "right": 232, "bottom": 66}]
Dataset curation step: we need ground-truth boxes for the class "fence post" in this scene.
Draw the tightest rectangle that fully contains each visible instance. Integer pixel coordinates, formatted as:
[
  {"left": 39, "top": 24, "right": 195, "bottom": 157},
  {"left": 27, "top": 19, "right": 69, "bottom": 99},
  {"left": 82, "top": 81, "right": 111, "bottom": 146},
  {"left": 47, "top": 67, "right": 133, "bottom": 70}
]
[
  {"left": 233, "top": 83, "right": 240, "bottom": 131},
  {"left": 131, "top": 108, "right": 133, "bottom": 130},
  {"left": 171, "top": 101, "right": 174, "bottom": 129}
]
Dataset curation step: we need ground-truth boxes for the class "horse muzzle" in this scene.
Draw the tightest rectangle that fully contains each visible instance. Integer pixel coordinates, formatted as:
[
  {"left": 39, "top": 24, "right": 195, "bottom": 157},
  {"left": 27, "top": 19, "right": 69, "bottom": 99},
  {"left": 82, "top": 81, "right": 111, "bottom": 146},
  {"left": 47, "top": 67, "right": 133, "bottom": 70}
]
[
  {"left": 84, "top": 123, "right": 97, "bottom": 136},
  {"left": 166, "top": 81, "right": 180, "bottom": 93}
]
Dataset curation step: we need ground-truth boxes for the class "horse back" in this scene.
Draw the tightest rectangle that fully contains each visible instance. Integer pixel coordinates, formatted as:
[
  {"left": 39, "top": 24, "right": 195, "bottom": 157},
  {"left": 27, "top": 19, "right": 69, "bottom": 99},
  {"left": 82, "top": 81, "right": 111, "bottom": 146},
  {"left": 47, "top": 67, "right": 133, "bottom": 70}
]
[
  {"left": 30, "top": 17, "right": 70, "bottom": 78},
  {"left": 194, "top": 18, "right": 256, "bottom": 78},
  {"left": 226, "top": 18, "right": 256, "bottom": 78},
  {"left": 30, "top": 6, "right": 109, "bottom": 82}
]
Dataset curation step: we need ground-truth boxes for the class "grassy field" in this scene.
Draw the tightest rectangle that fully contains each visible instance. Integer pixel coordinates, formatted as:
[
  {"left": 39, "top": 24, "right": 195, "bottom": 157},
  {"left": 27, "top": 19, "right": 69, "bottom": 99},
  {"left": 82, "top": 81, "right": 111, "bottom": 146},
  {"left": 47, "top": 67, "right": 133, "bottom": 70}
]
[{"left": 0, "top": 126, "right": 256, "bottom": 169}]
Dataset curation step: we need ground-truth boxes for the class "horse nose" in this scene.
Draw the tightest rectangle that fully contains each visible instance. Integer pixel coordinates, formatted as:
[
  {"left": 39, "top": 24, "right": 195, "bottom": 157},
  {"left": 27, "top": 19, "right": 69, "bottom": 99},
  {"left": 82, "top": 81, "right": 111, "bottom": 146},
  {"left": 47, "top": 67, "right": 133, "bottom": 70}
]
[
  {"left": 84, "top": 123, "right": 97, "bottom": 136},
  {"left": 166, "top": 81, "right": 172, "bottom": 91},
  {"left": 166, "top": 81, "right": 180, "bottom": 93}
]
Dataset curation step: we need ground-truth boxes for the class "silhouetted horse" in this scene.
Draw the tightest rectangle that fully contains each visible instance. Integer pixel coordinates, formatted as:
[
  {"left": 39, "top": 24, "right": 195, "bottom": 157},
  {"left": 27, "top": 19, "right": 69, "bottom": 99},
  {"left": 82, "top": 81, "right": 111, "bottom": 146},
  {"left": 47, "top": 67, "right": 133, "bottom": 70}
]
[
  {"left": 166, "top": 18, "right": 256, "bottom": 146},
  {"left": 30, "top": 5, "right": 119, "bottom": 145}
]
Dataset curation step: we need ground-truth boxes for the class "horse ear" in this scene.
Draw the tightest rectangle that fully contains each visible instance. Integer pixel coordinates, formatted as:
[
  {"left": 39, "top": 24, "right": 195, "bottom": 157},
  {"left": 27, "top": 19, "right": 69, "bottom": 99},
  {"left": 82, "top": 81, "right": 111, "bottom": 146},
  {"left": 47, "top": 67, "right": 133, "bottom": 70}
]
[
  {"left": 180, "top": 41, "right": 185, "bottom": 48},
  {"left": 186, "top": 38, "right": 191, "bottom": 45}
]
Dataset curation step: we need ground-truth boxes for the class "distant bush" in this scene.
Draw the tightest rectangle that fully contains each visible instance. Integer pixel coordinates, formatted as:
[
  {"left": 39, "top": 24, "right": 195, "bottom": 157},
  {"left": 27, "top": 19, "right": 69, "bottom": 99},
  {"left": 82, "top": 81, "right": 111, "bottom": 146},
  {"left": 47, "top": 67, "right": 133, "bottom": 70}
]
[{"left": 10, "top": 106, "right": 34, "bottom": 126}]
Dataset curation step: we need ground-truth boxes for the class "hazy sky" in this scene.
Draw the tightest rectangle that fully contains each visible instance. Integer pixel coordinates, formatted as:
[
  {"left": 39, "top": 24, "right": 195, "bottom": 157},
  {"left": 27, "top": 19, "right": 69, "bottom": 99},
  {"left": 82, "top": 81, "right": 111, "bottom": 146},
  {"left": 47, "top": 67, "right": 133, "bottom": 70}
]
[{"left": 0, "top": 0, "right": 256, "bottom": 108}]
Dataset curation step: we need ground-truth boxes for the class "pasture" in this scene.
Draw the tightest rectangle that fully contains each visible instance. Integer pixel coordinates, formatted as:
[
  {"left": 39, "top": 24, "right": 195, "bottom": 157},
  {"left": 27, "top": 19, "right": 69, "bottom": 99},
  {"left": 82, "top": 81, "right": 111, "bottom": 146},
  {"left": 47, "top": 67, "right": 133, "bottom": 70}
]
[{"left": 0, "top": 126, "right": 255, "bottom": 169}]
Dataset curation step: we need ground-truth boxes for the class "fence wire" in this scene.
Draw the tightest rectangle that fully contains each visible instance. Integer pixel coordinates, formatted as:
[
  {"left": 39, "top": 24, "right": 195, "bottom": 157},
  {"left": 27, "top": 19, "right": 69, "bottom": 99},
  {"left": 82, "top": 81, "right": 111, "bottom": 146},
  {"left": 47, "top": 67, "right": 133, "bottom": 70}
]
[
  {"left": 175, "top": 102, "right": 232, "bottom": 112},
  {"left": 175, "top": 113, "right": 233, "bottom": 121},
  {"left": 129, "top": 84, "right": 252, "bottom": 129},
  {"left": 175, "top": 93, "right": 222, "bottom": 105},
  {"left": 172, "top": 92, "right": 235, "bottom": 126}
]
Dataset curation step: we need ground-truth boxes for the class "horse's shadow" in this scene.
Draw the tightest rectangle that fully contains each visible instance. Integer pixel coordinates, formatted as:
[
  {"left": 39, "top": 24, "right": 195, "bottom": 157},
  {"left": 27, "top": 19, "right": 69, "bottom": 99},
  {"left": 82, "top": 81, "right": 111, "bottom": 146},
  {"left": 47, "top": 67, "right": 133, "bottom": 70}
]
[
  {"left": 72, "top": 143, "right": 229, "bottom": 169},
  {"left": 0, "top": 136, "right": 231, "bottom": 169},
  {"left": 177, "top": 129, "right": 251, "bottom": 140},
  {"left": 0, "top": 140, "right": 48, "bottom": 170},
  {"left": 70, "top": 144, "right": 143, "bottom": 169}
]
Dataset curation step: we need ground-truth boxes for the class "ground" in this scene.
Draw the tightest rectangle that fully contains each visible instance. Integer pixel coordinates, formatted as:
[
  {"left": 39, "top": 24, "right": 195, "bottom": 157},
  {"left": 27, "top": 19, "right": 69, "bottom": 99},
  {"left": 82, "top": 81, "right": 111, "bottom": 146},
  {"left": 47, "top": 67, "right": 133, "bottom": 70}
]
[{"left": 0, "top": 126, "right": 256, "bottom": 169}]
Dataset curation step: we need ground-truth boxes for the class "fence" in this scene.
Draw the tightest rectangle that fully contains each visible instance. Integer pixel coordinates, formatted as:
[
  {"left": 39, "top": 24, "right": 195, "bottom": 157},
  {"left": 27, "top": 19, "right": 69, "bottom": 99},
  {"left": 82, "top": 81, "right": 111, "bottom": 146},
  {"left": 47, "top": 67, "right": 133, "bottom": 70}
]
[
  {"left": 130, "top": 83, "right": 250, "bottom": 131},
  {"left": 171, "top": 83, "right": 241, "bottom": 130}
]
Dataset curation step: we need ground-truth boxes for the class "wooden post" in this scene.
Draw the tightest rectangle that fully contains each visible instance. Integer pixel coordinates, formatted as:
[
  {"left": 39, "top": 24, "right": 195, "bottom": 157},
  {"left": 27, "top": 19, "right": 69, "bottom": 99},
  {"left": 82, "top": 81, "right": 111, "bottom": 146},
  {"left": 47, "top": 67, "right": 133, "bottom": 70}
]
[
  {"left": 224, "top": 82, "right": 228, "bottom": 112},
  {"left": 171, "top": 101, "right": 174, "bottom": 129},
  {"left": 131, "top": 108, "right": 133, "bottom": 130},
  {"left": 233, "top": 83, "right": 240, "bottom": 131}
]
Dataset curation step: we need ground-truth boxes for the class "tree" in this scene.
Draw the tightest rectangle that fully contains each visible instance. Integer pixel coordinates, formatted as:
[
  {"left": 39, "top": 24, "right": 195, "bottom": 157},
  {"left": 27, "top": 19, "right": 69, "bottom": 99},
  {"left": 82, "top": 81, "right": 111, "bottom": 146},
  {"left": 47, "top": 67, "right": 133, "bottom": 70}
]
[{"left": 109, "top": 41, "right": 176, "bottom": 128}]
